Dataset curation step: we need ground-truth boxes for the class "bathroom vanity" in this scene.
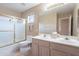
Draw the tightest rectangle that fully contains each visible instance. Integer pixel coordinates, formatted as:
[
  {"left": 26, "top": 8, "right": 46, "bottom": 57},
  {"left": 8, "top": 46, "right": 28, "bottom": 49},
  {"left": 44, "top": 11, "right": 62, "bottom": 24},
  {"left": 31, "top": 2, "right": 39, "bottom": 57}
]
[{"left": 32, "top": 35, "right": 79, "bottom": 56}]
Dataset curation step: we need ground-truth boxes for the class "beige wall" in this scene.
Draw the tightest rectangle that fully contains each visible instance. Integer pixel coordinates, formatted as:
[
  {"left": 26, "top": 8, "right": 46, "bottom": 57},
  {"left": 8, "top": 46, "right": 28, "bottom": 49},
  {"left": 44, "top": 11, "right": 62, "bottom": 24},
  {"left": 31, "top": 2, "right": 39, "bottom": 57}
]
[
  {"left": 73, "top": 4, "right": 78, "bottom": 36},
  {"left": 39, "top": 12, "right": 57, "bottom": 34},
  {"left": 0, "top": 6, "right": 21, "bottom": 18},
  {"left": 22, "top": 4, "right": 45, "bottom": 36},
  {"left": 22, "top": 4, "right": 45, "bottom": 18},
  {"left": 73, "top": 4, "right": 79, "bottom": 36}
]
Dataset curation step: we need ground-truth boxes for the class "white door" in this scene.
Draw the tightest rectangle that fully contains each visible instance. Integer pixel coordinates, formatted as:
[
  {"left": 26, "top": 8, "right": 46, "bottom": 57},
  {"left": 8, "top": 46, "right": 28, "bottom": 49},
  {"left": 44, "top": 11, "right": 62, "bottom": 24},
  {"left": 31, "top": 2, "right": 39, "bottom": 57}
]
[{"left": 59, "top": 16, "right": 71, "bottom": 35}]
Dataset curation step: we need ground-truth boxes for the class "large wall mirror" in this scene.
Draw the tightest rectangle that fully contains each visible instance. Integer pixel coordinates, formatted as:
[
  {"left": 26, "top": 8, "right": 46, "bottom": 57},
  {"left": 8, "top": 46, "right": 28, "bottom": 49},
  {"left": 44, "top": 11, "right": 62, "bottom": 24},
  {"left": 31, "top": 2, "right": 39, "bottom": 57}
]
[
  {"left": 39, "top": 3, "right": 76, "bottom": 37},
  {"left": 39, "top": 12, "right": 57, "bottom": 34}
]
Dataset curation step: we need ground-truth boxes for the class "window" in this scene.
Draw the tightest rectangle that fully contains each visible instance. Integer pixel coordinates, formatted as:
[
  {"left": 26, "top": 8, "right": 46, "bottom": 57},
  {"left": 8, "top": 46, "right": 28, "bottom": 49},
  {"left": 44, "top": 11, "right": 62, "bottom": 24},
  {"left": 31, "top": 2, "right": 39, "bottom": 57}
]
[{"left": 27, "top": 15, "right": 35, "bottom": 24}]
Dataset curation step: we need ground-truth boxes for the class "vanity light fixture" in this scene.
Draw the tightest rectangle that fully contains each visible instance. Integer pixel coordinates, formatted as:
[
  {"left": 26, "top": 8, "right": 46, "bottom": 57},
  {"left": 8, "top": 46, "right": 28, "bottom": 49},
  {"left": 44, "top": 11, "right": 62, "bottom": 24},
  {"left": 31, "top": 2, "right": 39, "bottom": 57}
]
[{"left": 44, "top": 3, "right": 67, "bottom": 11}]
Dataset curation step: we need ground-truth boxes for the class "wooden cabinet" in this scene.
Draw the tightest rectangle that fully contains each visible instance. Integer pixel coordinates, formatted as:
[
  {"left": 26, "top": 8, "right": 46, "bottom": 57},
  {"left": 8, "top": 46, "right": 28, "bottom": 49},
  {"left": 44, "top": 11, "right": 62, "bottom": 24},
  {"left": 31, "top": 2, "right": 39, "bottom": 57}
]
[
  {"left": 50, "top": 42, "right": 79, "bottom": 56},
  {"left": 32, "top": 39, "right": 49, "bottom": 56},
  {"left": 50, "top": 47, "right": 70, "bottom": 56},
  {"left": 39, "top": 46, "right": 49, "bottom": 56},
  {"left": 32, "top": 38, "right": 79, "bottom": 56},
  {"left": 50, "top": 42, "right": 71, "bottom": 56},
  {"left": 50, "top": 49, "right": 68, "bottom": 56},
  {"left": 32, "top": 44, "right": 38, "bottom": 56},
  {"left": 32, "top": 39, "right": 38, "bottom": 56},
  {"left": 39, "top": 40, "right": 49, "bottom": 56}
]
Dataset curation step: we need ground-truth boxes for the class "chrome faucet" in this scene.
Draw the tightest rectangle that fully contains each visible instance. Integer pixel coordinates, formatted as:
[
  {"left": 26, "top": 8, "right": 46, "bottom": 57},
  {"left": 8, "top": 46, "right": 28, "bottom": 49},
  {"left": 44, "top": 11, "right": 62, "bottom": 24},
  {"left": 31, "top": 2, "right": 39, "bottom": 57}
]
[{"left": 65, "top": 37, "right": 69, "bottom": 40}]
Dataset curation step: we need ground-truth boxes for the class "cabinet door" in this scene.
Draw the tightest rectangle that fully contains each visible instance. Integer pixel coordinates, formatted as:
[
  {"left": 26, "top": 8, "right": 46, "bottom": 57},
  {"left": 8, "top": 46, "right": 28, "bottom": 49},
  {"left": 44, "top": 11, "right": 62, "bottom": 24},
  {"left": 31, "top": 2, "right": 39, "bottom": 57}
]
[
  {"left": 32, "top": 44, "right": 38, "bottom": 56},
  {"left": 50, "top": 42, "right": 79, "bottom": 56},
  {"left": 39, "top": 46, "right": 49, "bottom": 56},
  {"left": 50, "top": 49, "right": 68, "bottom": 56}
]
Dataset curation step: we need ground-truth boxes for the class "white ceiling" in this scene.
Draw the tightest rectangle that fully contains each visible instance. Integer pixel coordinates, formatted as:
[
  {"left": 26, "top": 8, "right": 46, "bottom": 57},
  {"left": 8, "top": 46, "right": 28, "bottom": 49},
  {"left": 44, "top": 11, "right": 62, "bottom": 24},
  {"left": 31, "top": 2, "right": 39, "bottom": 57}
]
[
  {"left": 0, "top": 3, "right": 76, "bottom": 14},
  {"left": 0, "top": 3, "right": 39, "bottom": 13},
  {"left": 40, "top": 3, "right": 76, "bottom": 16}
]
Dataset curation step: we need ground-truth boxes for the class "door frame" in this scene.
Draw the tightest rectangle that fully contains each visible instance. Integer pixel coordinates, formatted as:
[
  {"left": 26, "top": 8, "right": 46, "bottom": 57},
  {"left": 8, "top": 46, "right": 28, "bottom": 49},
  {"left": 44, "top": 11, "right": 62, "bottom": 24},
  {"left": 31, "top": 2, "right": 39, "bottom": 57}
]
[{"left": 58, "top": 16, "right": 72, "bottom": 35}]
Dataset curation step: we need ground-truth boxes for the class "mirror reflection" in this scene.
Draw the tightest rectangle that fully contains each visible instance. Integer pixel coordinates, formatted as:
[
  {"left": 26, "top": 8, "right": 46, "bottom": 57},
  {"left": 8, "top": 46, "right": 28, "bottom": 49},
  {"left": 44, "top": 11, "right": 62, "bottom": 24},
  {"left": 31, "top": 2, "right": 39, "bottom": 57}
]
[{"left": 39, "top": 3, "right": 77, "bottom": 37}]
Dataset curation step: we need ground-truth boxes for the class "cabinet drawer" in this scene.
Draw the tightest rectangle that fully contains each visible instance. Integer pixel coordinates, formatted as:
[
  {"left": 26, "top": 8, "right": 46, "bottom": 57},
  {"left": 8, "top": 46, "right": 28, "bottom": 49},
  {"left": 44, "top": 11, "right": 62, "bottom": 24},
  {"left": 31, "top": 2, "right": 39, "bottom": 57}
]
[
  {"left": 39, "top": 40, "right": 49, "bottom": 47},
  {"left": 50, "top": 49, "right": 70, "bottom": 56},
  {"left": 50, "top": 42, "right": 79, "bottom": 55},
  {"left": 32, "top": 39, "right": 38, "bottom": 44}
]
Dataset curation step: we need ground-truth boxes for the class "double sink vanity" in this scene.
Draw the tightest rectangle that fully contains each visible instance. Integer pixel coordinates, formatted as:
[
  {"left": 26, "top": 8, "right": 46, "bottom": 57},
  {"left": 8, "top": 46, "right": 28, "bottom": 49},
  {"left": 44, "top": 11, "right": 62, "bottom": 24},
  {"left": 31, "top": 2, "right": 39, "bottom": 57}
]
[{"left": 32, "top": 34, "right": 79, "bottom": 56}]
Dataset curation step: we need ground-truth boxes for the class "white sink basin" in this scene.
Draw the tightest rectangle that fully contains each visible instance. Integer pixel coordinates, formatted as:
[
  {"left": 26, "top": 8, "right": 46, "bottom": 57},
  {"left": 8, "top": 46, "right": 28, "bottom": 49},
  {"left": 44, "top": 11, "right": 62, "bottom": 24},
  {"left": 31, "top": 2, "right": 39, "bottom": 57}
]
[{"left": 57, "top": 37, "right": 79, "bottom": 44}]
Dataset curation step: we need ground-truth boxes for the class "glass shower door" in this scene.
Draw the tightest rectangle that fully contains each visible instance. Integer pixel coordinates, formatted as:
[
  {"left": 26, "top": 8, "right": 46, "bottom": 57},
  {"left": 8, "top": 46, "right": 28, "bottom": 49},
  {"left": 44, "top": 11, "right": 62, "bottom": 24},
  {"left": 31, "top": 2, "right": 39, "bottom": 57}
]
[
  {"left": 0, "top": 16, "right": 14, "bottom": 47},
  {"left": 0, "top": 16, "right": 26, "bottom": 47},
  {"left": 15, "top": 20, "right": 25, "bottom": 42}
]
